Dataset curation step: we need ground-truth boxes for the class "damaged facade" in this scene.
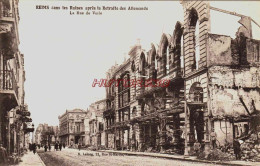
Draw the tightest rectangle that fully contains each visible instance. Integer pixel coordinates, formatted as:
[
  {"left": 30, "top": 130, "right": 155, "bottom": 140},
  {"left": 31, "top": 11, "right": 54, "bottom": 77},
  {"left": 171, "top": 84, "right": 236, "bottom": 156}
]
[{"left": 102, "top": 1, "right": 260, "bottom": 157}]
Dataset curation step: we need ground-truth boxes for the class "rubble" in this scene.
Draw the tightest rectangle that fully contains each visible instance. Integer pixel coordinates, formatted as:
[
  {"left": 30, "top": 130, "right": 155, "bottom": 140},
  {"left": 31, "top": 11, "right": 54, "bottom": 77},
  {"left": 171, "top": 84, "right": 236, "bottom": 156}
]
[
  {"left": 240, "top": 132, "right": 260, "bottom": 162},
  {"left": 197, "top": 149, "right": 235, "bottom": 161}
]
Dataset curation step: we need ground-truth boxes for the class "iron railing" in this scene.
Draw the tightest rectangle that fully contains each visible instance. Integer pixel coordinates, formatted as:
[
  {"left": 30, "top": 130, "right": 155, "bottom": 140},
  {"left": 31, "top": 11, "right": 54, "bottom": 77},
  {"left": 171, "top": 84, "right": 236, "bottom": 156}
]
[{"left": 0, "top": 70, "right": 18, "bottom": 97}]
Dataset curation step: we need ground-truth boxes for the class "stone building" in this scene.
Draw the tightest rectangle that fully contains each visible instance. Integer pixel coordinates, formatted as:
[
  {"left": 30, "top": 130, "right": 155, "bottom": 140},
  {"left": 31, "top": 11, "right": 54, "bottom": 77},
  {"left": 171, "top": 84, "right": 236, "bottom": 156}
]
[
  {"left": 0, "top": 0, "right": 32, "bottom": 156},
  {"left": 181, "top": 1, "right": 260, "bottom": 155},
  {"left": 103, "top": 1, "right": 260, "bottom": 156},
  {"left": 104, "top": 65, "right": 117, "bottom": 149},
  {"left": 88, "top": 99, "right": 106, "bottom": 147},
  {"left": 58, "top": 109, "right": 87, "bottom": 146}
]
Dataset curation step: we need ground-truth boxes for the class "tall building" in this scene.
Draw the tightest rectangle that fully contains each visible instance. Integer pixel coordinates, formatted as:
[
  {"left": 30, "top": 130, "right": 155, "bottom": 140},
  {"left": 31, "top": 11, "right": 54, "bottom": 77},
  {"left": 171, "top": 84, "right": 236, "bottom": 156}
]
[
  {"left": 88, "top": 99, "right": 106, "bottom": 147},
  {"left": 58, "top": 109, "right": 87, "bottom": 146},
  {"left": 103, "top": 1, "right": 260, "bottom": 155},
  {"left": 0, "top": 0, "right": 32, "bottom": 156}
]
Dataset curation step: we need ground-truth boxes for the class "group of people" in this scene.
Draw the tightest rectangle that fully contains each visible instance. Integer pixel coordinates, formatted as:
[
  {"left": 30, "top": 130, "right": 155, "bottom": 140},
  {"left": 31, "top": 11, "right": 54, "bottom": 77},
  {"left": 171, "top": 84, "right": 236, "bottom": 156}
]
[
  {"left": 44, "top": 142, "right": 66, "bottom": 152},
  {"left": 29, "top": 143, "right": 37, "bottom": 154}
]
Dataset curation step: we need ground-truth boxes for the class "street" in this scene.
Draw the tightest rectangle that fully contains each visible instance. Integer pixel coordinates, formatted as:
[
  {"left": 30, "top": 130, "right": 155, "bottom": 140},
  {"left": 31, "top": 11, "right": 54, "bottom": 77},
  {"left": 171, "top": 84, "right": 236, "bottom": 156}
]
[{"left": 37, "top": 148, "right": 223, "bottom": 166}]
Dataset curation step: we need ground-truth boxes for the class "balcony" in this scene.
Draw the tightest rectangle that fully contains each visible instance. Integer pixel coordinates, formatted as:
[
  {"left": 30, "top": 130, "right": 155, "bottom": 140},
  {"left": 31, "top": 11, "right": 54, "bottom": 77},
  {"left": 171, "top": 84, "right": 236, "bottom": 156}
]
[
  {"left": 0, "top": 3, "right": 15, "bottom": 23},
  {"left": 0, "top": 70, "right": 18, "bottom": 103}
]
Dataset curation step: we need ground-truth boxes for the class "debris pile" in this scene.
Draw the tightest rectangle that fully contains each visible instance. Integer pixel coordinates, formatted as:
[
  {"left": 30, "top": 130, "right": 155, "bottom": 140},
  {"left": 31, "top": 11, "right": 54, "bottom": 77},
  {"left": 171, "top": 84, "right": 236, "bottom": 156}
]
[
  {"left": 197, "top": 149, "right": 235, "bottom": 161},
  {"left": 240, "top": 133, "right": 260, "bottom": 162}
]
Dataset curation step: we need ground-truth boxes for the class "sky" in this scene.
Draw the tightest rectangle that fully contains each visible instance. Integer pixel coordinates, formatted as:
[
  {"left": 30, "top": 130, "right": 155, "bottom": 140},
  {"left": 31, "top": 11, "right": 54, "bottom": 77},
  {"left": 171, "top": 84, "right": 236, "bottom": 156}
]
[{"left": 18, "top": 1, "right": 260, "bottom": 127}]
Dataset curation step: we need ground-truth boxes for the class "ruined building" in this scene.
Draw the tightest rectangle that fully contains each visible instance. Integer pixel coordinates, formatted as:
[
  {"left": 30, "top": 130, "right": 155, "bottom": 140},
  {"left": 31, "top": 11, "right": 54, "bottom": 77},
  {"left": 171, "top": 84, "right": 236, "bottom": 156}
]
[{"left": 103, "top": 1, "right": 260, "bottom": 155}]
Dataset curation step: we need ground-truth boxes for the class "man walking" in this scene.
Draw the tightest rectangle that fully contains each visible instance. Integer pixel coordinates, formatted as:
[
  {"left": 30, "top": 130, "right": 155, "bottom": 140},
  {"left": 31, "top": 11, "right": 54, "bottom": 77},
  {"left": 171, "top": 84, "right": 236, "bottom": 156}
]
[
  {"left": 233, "top": 139, "right": 241, "bottom": 160},
  {"left": 55, "top": 142, "right": 58, "bottom": 151},
  {"left": 210, "top": 129, "right": 217, "bottom": 149},
  {"left": 59, "top": 142, "right": 62, "bottom": 151},
  {"left": 48, "top": 144, "right": 51, "bottom": 151},
  {"left": 32, "top": 143, "right": 37, "bottom": 154},
  {"left": 44, "top": 144, "right": 48, "bottom": 152}
]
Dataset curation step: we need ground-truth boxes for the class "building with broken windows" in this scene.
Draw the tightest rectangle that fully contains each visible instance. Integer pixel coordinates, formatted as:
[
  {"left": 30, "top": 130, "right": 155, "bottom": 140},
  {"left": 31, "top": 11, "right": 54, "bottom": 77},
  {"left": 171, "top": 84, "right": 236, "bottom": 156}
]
[
  {"left": 102, "top": 1, "right": 260, "bottom": 156},
  {"left": 0, "top": 0, "right": 33, "bottom": 157}
]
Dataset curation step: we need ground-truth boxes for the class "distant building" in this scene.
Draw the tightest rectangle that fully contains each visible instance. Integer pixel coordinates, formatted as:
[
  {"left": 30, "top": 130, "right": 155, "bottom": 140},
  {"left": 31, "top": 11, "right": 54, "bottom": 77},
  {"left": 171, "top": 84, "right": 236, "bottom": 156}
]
[
  {"left": 58, "top": 109, "right": 87, "bottom": 146},
  {"left": 88, "top": 99, "right": 106, "bottom": 147},
  {"left": 34, "top": 124, "right": 59, "bottom": 145}
]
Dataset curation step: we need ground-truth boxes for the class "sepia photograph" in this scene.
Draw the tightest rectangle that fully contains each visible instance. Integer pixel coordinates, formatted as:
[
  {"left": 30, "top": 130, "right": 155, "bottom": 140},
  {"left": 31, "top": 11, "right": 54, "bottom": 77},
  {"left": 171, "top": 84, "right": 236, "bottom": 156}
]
[{"left": 0, "top": 0, "right": 260, "bottom": 165}]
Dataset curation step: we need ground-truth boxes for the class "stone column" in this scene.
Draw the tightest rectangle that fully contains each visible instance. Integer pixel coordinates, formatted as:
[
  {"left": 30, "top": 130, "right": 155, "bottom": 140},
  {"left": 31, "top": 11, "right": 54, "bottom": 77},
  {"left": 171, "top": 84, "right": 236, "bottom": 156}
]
[
  {"left": 136, "top": 123, "right": 143, "bottom": 151},
  {"left": 184, "top": 105, "right": 195, "bottom": 156},
  {"left": 172, "top": 114, "right": 181, "bottom": 151},
  {"left": 159, "top": 118, "right": 167, "bottom": 152},
  {"left": 203, "top": 108, "right": 210, "bottom": 156}
]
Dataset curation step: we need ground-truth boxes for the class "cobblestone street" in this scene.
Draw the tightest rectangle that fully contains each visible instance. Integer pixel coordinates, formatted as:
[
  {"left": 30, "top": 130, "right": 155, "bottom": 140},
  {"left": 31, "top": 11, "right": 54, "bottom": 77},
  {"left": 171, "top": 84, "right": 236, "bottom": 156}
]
[{"left": 37, "top": 148, "right": 223, "bottom": 166}]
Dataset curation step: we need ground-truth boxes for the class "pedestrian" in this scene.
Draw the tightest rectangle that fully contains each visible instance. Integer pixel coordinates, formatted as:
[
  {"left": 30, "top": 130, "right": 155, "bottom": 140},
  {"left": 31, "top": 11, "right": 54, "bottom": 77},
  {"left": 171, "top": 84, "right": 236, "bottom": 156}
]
[
  {"left": 78, "top": 143, "right": 81, "bottom": 151},
  {"left": 0, "top": 143, "right": 8, "bottom": 165},
  {"left": 29, "top": 143, "right": 32, "bottom": 151},
  {"left": 233, "top": 139, "right": 241, "bottom": 160},
  {"left": 210, "top": 129, "right": 217, "bottom": 149},
  {"left": 193, "top": 140, "right": 201, "bottom": 154},
  {"left": 59, "top": 142, "right": 62, "bottom": 151},
  {"left": 32, "top": 143, "right": 36, "bottom": 154},
  {"left": 55, "top": 142, "right": 58, "bottom": 151},
  {"left": 44, "top": 144, "right": 48, "bottom": 152},
  {"left": 63, "top": 143, "right": 65, "bottom": 149},
  {"left": 48, "top": 144, "right": 51, "bottom": 151}
]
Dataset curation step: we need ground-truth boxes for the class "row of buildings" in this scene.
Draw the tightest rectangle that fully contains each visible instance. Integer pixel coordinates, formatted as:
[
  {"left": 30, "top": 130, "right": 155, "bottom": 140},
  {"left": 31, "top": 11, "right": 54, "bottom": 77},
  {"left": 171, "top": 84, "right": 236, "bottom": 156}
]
[
  {"left": 56, "top": 1, "right": 260, "bottom": 156},
  {"left": 0, "top": 0, "right": 34, "bottom": 158},
  {"left": 58, "top": 99, "right": 106, "bottom": 148}
]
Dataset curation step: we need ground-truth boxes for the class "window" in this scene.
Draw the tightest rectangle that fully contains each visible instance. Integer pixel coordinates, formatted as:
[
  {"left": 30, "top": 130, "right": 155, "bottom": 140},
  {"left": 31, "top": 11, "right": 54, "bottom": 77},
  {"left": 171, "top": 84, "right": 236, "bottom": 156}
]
[
  {"left": 189, "top": 8, "right": 199, "bottom": 70},
  {"left": 118, "top": 73, "right": 130, "bottom": 108},
  {"left": 195, "top": 20, "right": 200, "bottom": 69},
  {"left": 166, "top": 47, "right": 169, "bottom": 74},
  {"left": 189, "top": 82, "right": 203, "bottom": 103},
  {"left": 181, "top": 36, "right": 184, "bottom": 69}
]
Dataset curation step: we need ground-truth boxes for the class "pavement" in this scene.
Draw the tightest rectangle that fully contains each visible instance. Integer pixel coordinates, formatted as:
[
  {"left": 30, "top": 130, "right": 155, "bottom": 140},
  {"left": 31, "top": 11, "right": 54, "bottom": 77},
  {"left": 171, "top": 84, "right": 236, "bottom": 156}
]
[
  {"left": 16, "top": 151, "right": 45, "bottom": 166},
  {"left": 11, "top": 148, "right": 260, "bottom": 166},
  {"left": 96, "top": 149, "right": 260, "bottom": 166}
]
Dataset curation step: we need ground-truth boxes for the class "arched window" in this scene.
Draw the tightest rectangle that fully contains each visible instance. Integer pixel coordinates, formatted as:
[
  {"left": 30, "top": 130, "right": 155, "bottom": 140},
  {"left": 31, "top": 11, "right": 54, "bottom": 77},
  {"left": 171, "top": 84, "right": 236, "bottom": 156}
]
[
  {"left": 166, "top": 47, "right": 170, "bottom": 74},
  {"left": 195, "top": 20, "right": 200, "bottom": 69},
  {"left": 189, "top": 8, "right": 200, "bottom": 70},
  {"left": 132, "top": 107, "right": 137, "bottom": 118},
  {"left": 189, "top": 82, "right": 203, "bottom": 103},
  {"left": 118, "top": 72, "right": 130, "bottom": 108},
  {"left": 172, "top": 22, "right": 184, "bottom": 71},
  {"left": 159, "top": 34, "right": 169, "bottom": 75},
  {"left": 181, "top": 36, "right": 184, "bottom": 69}
]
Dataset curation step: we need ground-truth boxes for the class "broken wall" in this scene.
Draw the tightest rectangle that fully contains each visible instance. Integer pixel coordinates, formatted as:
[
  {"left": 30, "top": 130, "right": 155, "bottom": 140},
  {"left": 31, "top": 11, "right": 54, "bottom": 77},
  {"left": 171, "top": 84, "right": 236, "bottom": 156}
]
[
  {"left": 214, "top": 120, "right": 233, "bottom": 145},
  {"left": 208, "top": 34, "right": 232, "bottom": 66},
  {"left": 209, "top": 66, "right": 260, "bottom": 116}
]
